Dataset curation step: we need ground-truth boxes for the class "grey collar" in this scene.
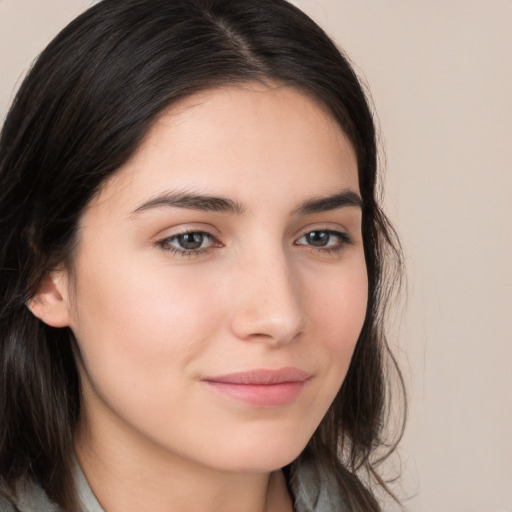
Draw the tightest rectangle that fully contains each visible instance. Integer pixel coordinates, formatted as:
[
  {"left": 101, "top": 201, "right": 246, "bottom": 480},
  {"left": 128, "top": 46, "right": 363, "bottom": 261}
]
[
  {"left": 5, "top": 459, "right": 345, "bottom": 512},
  {"left": 290, "top": 459, "right": 346, "bottom": 512},
  {"left": 74, "top": 463, "right": 103, "bottom": 512}
]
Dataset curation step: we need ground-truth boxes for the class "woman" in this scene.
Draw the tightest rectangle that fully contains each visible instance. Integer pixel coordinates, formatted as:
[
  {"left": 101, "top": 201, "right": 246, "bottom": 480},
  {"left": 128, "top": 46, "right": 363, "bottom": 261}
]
[{"left": 0, "top": 0, "right": 404, "bottom": 511}]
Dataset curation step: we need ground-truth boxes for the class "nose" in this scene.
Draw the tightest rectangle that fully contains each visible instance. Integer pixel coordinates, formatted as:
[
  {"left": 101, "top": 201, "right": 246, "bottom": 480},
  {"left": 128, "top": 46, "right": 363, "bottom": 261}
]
[{"left": 228, "top": 247, "right": 305, "bottom": 345}]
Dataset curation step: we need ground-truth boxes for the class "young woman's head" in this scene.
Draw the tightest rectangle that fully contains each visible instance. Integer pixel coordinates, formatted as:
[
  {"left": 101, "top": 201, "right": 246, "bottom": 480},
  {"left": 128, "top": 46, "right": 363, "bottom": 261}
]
[{"left": 0, "top": 1, "right": 403, "bottom": 510}]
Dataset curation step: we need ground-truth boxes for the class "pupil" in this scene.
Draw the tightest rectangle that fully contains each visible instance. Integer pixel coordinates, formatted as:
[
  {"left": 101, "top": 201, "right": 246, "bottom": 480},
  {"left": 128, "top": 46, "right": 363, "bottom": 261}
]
[
  {"left": 179, "top": 233, "right": 203, "bottom": 250},
  {"left": 307, "top": 231, "right": 329, "bottom": 247}
]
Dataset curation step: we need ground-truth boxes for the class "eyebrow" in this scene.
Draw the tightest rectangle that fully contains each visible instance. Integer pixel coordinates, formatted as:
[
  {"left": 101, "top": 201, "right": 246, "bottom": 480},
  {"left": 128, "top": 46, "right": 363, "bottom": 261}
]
[
  {"left": 293, "top": 190, "right": 362, "bottom": 215},
  {"left": 131, "top": 190, "right": 245, "bottom": 215},
  {"left": 130, "top": 189, "right": 361, "bottom": 217}
]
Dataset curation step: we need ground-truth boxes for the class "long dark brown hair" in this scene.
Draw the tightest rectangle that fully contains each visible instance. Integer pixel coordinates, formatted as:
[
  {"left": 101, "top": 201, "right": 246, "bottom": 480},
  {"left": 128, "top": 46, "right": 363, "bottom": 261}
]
[{"left": 0, "top": 0, "right": 405, "bottom": 510}]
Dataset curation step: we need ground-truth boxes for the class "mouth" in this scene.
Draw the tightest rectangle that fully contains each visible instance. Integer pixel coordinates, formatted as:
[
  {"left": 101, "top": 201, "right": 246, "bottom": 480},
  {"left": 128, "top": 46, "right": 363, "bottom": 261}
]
[{"left": 201, "top": 367, "right": 311, "bottom": 407}]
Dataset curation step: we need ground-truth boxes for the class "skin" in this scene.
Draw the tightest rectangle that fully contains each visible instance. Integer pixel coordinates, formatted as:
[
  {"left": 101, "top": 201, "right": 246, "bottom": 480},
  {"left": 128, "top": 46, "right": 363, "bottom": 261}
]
[{"left": 30, "top": 84, "right": 368, "bottom": 512}]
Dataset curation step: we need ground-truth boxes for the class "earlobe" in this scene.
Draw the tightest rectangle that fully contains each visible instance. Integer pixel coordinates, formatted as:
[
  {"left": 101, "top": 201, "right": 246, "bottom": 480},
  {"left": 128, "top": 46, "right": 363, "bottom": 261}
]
[{"left": 26, "top": 272, "right": 71, "bottom": 328}]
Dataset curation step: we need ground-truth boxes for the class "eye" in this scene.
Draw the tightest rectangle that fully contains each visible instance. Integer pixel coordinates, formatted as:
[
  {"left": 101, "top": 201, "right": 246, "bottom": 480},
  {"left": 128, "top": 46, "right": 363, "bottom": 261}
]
[
  {"left": 295, "top": 229, "right": 352, "bottom": 252},
  {"left": 156, "top": 230, "right": 218, "bottom": 255}
]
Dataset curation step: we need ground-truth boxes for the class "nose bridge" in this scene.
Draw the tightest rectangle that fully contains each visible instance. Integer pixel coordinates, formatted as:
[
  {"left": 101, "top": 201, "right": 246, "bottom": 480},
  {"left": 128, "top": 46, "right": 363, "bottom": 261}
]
[{"left": 229, "top": 239, "right": 304, "bottom": 344}]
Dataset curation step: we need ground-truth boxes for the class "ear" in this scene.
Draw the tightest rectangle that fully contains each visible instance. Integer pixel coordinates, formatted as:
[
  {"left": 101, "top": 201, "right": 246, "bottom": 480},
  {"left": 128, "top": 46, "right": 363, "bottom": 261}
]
[{"left": 26, "top": 271, "right": 71, "bottom": 328}]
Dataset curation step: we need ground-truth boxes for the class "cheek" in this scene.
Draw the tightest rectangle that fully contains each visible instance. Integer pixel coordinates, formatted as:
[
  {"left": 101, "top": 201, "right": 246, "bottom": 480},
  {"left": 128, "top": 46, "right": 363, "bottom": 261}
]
[
  {"left": 311, "top": 259, "right": 368, "bottom": 340},
  {"left": 69, "top": 260, "right": 225, "bottom": 386},
  {"left": 69, "top": 261, "right": 232, "bottom": 452},
  {"left": 306, "top": 259, "right": 368, "bottom": 384}
]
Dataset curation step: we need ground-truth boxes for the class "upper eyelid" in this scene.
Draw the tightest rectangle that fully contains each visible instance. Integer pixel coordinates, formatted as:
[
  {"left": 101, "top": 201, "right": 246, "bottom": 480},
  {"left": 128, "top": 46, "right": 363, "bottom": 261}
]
[
  {"left": 155, "top": 226, "right": 351, "bottom": 240},
  {"left": 158, "top": 229, "right": 219, "bottom": 245},
  {"left": 153, "top": 224, "right": 220, "bottom": 242},
  {"left": 164, "top": 228, "right": 215, "bottom": 238},
  {"left": 153, "top": 222, "right": 356, "bottom": 246},
  {"left": 294, "top": 224, "right": 352, "bottom": 239}
]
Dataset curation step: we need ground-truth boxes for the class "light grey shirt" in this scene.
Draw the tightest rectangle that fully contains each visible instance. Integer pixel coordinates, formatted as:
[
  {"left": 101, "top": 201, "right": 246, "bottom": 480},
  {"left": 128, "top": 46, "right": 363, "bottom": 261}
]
[{"left": 0, "top": 460, "right": 345, "bottom": 512}]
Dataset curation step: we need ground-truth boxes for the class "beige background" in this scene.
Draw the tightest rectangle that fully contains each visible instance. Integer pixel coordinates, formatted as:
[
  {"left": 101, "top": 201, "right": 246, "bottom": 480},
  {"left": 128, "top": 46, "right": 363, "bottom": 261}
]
[{"left": 1, "top": 1, "right": 511, "bottom": 511}]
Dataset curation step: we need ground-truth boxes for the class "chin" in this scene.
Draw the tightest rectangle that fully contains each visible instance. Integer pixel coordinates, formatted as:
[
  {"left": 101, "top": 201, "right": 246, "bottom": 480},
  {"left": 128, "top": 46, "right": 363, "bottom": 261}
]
[{"left": 199, "top": 431, "right": 311, "bottom": 474}]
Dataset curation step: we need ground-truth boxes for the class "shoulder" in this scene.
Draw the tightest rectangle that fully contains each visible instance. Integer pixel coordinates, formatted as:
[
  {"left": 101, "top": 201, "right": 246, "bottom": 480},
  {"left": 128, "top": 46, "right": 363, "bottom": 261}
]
[
  {"left": 0, "top": 492, "right": 19, "bottom": 512},
  {"left": 0, "top": 481, "right": 59, "bottom": 512}
]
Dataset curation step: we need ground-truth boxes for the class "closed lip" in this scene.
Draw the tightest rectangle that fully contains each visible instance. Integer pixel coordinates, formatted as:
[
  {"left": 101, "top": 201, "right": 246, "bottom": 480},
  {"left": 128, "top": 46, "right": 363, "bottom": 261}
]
[
  {"left": 201, "top": 368, "right": 310, "bottom": 407},
  {"left": 202, "top": 367, "right": 311, "bottom": 385}
]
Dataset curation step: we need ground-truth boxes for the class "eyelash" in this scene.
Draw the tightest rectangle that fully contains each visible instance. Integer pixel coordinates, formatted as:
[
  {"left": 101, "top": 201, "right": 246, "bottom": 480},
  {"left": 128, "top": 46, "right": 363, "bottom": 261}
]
[
  {"left": 156, "top": 230, "right": 219, "bottom": 257},
  {"left": 294, "top": 229, "right": 353, "bottom": 255},
  {"left": 156, "top": 228, "right": 353, "bottom": 258}
]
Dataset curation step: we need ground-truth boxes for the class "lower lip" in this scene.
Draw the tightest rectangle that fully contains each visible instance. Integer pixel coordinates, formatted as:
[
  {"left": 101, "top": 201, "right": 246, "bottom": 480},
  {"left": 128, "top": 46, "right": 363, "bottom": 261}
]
[{"left": 203, "top": 381, "right": 306, "bottom": 407}]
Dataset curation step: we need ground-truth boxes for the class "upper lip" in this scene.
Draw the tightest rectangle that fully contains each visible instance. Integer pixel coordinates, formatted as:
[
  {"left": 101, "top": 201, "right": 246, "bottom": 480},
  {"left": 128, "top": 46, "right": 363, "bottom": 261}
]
[{"left": 203, "top": 367, "right": 311, "bottom": 385}]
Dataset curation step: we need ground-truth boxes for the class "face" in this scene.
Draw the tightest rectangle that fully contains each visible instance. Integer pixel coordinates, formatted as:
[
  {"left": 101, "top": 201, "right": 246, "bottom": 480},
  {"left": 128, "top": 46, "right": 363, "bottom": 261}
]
[{"left": 60, "top": 85, "right": 367, "bottom": 473}]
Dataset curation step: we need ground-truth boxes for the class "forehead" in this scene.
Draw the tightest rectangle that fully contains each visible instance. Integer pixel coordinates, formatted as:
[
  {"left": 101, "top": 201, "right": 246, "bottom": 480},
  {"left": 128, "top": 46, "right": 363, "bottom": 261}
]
[{"left": 89, "top": 83, "right": 359, "bottom": 214}]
